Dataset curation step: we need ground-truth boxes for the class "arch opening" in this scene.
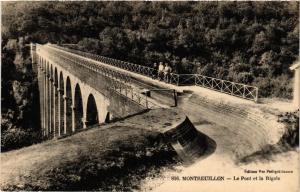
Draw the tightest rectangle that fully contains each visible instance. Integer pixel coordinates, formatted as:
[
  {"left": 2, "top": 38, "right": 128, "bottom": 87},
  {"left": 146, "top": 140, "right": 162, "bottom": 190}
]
[
  {"left": 50, "top": 65, "right": 54, "bottom": 137},
  {"left": 105, "top": 112, "right": 110, "bottom": 123},
  {"left": 59, "top": 72, "right": 64, "bottom": 135},
  {"left": 86, "top": 94, "right": 99, "bottom": 127},
  {"left": 47, "top": 62, "right": 51, "bottom": 136},
  {"left": 65, "top": 77, "right": 72, "bottom": 134},
  {"left": 74, "top": 84, "right": 83, "bottom": 130},
  {"left": 54, "top": 68, "right": 59, "bottom": 137},
  {"left": 44, "top": 61, "right": 49, "bottom": 136}
]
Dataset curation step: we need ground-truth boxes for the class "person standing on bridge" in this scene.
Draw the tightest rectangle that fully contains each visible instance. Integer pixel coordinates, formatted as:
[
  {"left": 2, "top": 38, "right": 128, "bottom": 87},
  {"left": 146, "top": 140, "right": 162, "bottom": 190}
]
[
  {"left": 158, "top": 62, "right": 165, "bottom": 81},
  {"left": 152, "top": 62, "right": 158, "bottom": 79},
  {"left": 164, "top": 63, "right": 172, "bottom": 83}
]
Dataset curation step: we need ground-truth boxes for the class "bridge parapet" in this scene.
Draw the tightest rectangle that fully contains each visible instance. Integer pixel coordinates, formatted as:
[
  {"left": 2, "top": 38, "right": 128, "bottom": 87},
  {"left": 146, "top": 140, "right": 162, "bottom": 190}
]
[
  {"left": 37, "top": 44, "right": 160, "bottom": 109},
  {"left": 50, "top": 44, "right": 259, "bottom": 102}
]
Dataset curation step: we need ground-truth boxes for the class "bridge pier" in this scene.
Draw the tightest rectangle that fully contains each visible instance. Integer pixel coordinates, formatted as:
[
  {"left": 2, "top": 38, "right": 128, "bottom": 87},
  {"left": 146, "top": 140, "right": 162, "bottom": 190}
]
[
  {"left": 42, "top": 70, "right": 46, "bottom": 136},
  {"left": 38, "top": 64, "right": 45, "bottom": 136},
  {"left": 52, "top": 81, "right": 55, "bottom": 137},
  {"left": 71, "top": 105, "right": 76, "bottom": 132},
  {"left": 49, "top": 77, "right": 54, "bottom": 138},
  {"left": 47, "top": 74, "right": 51, "bottom": 137},
  {"left": 81, "top": 115, "right": 88, "bottom": 129},
  {"left": 40, "top": 68, "right": 43, "bottom": 136},
  {"left": 63, "top": 95, "right": 69, "bottom": 135},
  {"left": 57, "top": 88, "right": 63, "bottom": 137},
  {"left": 43, "top": 70, "right": 47, "bottom": 137},
  {"left": 52, "top": 79, "right": 56, "bottom": 137},
  {"left": 53, "top": 82, "right": 59, "bottom": 137},
  {"left": 46, "top": 75, "right": 49, "bottom": 137}
]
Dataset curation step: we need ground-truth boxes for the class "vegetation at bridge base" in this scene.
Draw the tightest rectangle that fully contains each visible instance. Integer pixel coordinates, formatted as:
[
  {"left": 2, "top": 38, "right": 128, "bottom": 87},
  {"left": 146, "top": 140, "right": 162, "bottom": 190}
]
[
  {"left": 1, "top": 38, "right": 42, "bottom": 152},
  {"left": 2, "top": 1, "right": 299, "bottom": 98},
  {"left": 1, "top": 126, "right": 179, "bottom": 191},
  {"left": 239, "top": 110, "right": 299, "bottom": 164},
  {"left": 277, "top": 110, "right": 299, "bottom": 148}
]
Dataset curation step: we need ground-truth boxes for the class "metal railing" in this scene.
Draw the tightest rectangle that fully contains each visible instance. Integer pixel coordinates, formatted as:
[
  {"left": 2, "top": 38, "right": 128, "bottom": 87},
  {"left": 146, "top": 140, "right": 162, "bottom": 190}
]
[
  {"left": 38, "top": 44, "right": 159, "bottom": 109},
  {"left": 171, "top": 74, "right": 258, "bottom": 102},
  {"left": 194, "top": 75, "right": 258, "bottom": 101},
  {"left": 48, "top": 44, "right": 259, "bottom": 102},
  {"left": 51, "top": 44, "right": 156, "bottom": 78}
]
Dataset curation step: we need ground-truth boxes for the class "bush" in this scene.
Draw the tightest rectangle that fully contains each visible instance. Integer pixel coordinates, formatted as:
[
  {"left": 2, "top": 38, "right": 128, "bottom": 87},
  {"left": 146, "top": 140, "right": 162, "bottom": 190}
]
[
  {"left": 253, "top": 75, "right": 292, "bottom": 98},
  {"left": 1, "top": 128, "right": 42, "bottom": 152},
  {"left": 77, "top": 38, "right": 102, "bottom": 54}
]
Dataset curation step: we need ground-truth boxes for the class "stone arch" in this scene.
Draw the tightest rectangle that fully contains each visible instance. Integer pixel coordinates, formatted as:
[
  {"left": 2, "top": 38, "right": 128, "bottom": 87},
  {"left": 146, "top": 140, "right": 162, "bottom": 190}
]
[
  {"left": 49, "top": 64, "right": 54, "bottom": 137},
  {"left": 59, "top": 71, "right": 65, "bottom": 135},
  {"left": 54, "top": 68, "right": 59, "bottom": 136},
  {"left": 47, "top": 61, "right": 49, "bottom": 75},
  {"left": 50, "top": 64, "right": 53, "bottom": 78},
  {"left": 46, "top": 62, "right": 51, "bottom": 136},
  {"left": 54, "top": 68, "right": 58, "bottom": 84},
  {"left": 86, "top": 94, "right": 99, "bottom": 127},
  {"left": 74, "top": 84, "right": 83, "bottom": 130},
  {"left": 65, "top": 76, "right": 72, "bottom": 134},
  {"left": 43, "top": 60, "right": 47, "bottom": 136}
]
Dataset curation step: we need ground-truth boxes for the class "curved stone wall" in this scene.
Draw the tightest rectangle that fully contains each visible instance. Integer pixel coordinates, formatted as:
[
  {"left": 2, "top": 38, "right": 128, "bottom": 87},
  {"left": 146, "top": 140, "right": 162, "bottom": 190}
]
[{"left": 178, "top": 94, "right": 285, "bottom": 159}]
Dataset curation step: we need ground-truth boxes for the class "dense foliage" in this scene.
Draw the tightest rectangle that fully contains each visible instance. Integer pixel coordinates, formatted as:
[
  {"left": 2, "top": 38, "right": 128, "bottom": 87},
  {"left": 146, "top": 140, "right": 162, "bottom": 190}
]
[
  {"left": 1, "top": 1, "right": 298, "bottom": 150},
  {"left": 278, "top": 110, "right": 299, "bottom": 147},
  {"left": 3, "top": 1, "right": 298, "bottom": 98},
  {"left": 1, "top": 38, "right": 41, "bottom": 151}
]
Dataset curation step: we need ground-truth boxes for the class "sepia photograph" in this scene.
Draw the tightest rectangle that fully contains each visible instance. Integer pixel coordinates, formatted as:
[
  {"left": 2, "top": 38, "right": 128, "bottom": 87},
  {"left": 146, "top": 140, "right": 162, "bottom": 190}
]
[{"left": 1, "top": 1, "right": 299, "bottom": 191}]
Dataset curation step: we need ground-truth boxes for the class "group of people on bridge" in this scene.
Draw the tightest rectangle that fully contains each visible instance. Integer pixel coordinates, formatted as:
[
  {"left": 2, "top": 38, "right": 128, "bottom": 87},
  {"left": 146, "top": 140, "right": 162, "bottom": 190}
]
[{"left": 152, "top": 62, "right": 174, "bottom": 83}]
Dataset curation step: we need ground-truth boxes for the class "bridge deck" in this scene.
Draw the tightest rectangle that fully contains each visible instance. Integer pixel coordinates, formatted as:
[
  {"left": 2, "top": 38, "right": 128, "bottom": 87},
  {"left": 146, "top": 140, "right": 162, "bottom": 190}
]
[
  {"left": 45, "top": 44, "right": 257, "bottom": 106},
  {"left": 44, "top": 45, "right": 178, "bottom": 108},
  {"left": 50, "top": 44, "right": 258, "bottom": 102}
]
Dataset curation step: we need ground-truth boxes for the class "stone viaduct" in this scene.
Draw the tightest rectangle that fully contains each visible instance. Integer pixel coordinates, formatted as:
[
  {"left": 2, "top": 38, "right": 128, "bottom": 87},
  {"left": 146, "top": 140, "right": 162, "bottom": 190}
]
[
  {"left": 31, "top": 43, "right": 259, "bottom": 139},
  {"left": 29, "top": 43, "right": 281, "bottom": 164},
  {"left": 33, "top": 43, "right": 155, "bottom": 138}
]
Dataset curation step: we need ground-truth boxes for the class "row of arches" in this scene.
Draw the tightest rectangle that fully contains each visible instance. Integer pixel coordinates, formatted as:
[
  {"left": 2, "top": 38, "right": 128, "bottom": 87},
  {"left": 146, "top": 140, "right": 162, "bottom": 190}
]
[{"left": 37, "top": 54, "right": 105, "bottom": 138}]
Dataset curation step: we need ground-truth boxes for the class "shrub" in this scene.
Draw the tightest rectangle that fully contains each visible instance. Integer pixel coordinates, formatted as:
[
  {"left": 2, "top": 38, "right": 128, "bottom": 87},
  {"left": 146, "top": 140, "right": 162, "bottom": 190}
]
[
  {"left": 1, "top": 128, "right": 42, "bottom": 152},
  {"left": 253, "top": 75, "right": 292, "bottom": 98}
]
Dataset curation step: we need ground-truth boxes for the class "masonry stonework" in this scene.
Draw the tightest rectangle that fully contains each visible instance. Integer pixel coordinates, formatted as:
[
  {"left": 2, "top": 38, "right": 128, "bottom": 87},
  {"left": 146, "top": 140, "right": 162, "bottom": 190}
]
[{"left": 35, "top": 44, "right": 145, "bottom": 139}]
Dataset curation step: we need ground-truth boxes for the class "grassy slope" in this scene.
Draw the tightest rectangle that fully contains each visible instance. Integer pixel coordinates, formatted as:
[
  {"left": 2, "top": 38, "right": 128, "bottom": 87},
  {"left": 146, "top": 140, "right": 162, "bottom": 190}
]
[
  {"left": 1, "top": 109, "right": 185, "bottom": 191},
  {"left": 0, "top": 108, "right": 187, "bottom": 191}
]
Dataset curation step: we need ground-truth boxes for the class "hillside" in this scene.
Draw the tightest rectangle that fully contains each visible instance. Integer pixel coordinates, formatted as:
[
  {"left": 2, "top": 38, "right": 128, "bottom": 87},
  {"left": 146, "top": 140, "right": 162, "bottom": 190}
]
[
  {"left": 2, "top": 1, "right": 299, "bottom": 98},
  {"left": 1, "top": 109, "right": 185, "bottom": 191}
]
